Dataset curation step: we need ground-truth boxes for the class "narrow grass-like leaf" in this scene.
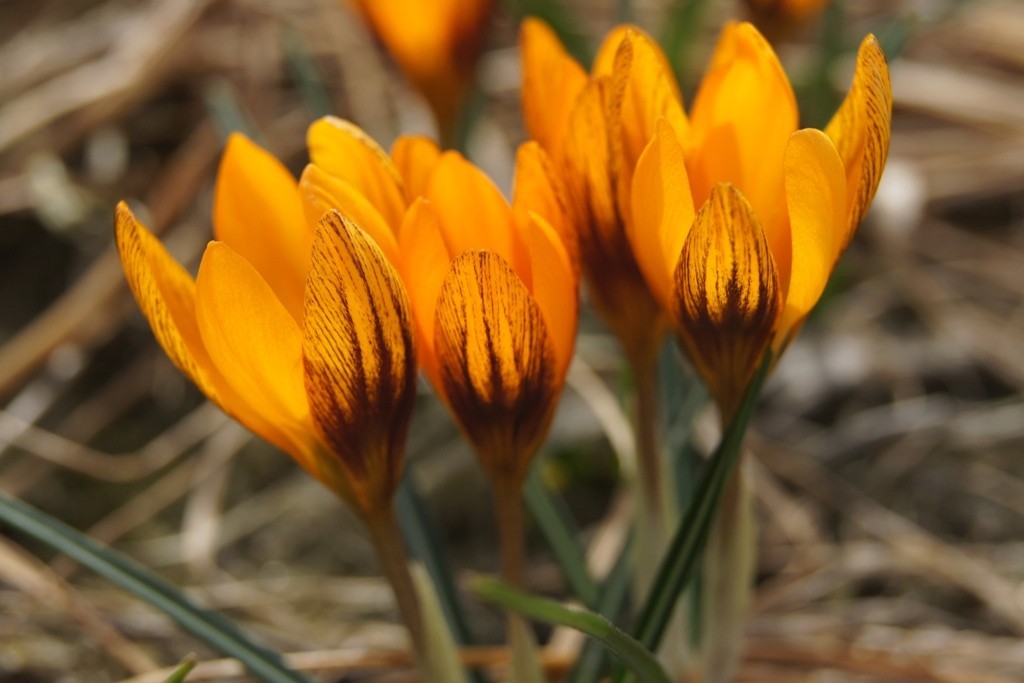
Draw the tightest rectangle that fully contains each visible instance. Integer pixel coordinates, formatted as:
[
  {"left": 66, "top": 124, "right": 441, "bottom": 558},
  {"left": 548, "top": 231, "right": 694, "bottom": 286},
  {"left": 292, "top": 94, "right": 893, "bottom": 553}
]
[
  {"left": 472, "top": 575, "right": 671, "bottom": 683},
  {"left": 282, "top": 27, "right": 333, "bottom": 118},
  {"left": 0, "top": 492, "right": 311, "bottom": 683},
  {"left": 525, "top": 465, "right": 599, "bottom": 608},
  {"left": 163, "top": 655, "right": 197, "bottom": 683},
  {"left": 615, "top": 352, "right": 773, "bottom": 682},
  {"left": 503, "top": 0, "right": 591, "bottom": 63},
  {"left": 567, "top": 534, "right": 633, "bottom": 683},
  {"left": 660, "top": 0, "right": 714, "bottom": 83}
]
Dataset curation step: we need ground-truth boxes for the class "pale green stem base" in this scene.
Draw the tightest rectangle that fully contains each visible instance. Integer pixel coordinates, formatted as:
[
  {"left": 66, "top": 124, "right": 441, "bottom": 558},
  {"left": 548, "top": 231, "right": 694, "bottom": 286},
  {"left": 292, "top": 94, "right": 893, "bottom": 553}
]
[{"left": 699, "top": 459, "right": 755, "bottom": 683}]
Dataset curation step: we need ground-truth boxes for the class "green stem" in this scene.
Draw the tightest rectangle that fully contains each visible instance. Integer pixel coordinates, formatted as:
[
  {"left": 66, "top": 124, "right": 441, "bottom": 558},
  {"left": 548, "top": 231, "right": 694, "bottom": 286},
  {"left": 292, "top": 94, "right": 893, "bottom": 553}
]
[
  {"left": 364, "top": 504, "right": 430, "bottom": 677},
  {"left": 615, "top": 352, "right": 773, "bottom": 682},
  {"left": 473, "top": 575, "right": 671, "bottom": 683}
]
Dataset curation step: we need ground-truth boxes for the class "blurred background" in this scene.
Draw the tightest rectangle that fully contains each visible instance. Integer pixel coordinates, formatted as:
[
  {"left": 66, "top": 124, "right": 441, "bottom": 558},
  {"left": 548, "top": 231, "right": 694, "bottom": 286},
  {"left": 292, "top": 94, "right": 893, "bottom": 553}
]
[{"left": 2, "top": 0, "right": 1024, "bottom": 681}]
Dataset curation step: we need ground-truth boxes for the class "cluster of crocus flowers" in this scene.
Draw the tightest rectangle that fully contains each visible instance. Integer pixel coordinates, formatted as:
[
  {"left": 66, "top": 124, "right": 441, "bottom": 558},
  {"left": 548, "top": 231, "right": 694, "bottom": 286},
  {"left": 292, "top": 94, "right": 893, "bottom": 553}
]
[
  {"left": 348, "top": 0, "right": 492, "bottom": 139},
  {"left": 116, "top": 114, "right": 576, "bottom": 676}
]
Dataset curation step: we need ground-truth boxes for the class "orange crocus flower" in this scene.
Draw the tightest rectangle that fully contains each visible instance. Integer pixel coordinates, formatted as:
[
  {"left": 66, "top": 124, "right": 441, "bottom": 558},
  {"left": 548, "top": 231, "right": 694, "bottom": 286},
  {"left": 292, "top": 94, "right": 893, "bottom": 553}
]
[
  {"left": 626, "top": 23, "right": 891, "bottom": 417},
  {"left": 115, "top": 132, "right": 417, "bottom": 518},
  {"left": 349, "top": 0, "right": 492, "bottom": 138},
  {"left": 520, "top": 19, "right": 685, "bottom": 370}
]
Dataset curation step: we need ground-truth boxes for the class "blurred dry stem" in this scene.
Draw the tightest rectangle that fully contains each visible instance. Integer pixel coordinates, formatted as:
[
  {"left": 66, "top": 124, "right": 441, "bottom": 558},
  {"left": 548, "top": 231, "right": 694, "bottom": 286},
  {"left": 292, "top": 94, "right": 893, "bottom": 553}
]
[{"left": 3, "top": 0, "right": 1024, "bottom": 681}]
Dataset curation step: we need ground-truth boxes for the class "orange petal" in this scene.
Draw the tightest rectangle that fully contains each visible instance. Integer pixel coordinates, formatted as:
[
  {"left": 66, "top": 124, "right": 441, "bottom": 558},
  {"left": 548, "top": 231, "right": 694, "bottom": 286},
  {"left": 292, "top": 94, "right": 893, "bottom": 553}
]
[
  {"left": 425, "top": 151, "right": 531, "bottom": 290},
  {"left": 522, "top": 211, "right": 578, "bottom": 382},
  {"left": 195, "top": 241, "right": 311, "bottom": 457},
  {"left": 298, "top": 163, "right": 399, "bottom": 266},
  {"left": 608, "top": 27, "right": 689, "bottom": 180},
  {"left": 675, "top": 184, "right": 781, "bottom": 419},
  {"left": 395, "top": 198, "right": 451, "bottom": 389},
  {"left": 302, "top": 210, "right": 417, "bottom": 513},
  {"left": 434, "top": 250, "right": 557, "bottom": 480},
  {"left": 825, "top": 34, "right": 892, "bottom": 249},
  {"left": 778, "top": 129, "right": 847, "bottom": 346},
  {"left": 520, "top": 18, "right": 589, "bottom": 160},
  {"left": 391, "top": 135, "right": 442, "bottom": 203},
  {"left": 592, "top": 24, "right": 632, "bottom": 78},
  {"left": 115, "top": 203, "right": 217, "bottom": 402},
  {"left": 213, "top": 133, "right": 311, "bottom": 323},
  {"left": 512, "top": 141, "right": 578, "bottom": 276},
  {"left": 117, "top": 203, "right": 309, "bottom": 463},
  {"left": 307, "top": 117, "right": 407, "bottom": 229},
  {"left": 688, "top": 22, "right": 798, "bottom": 286},
  {"left": 565, "top": 78, "right": 618, "bottom": 258},
  {"left": 629, "top": 119, "right": 696, "bottom": 315}
]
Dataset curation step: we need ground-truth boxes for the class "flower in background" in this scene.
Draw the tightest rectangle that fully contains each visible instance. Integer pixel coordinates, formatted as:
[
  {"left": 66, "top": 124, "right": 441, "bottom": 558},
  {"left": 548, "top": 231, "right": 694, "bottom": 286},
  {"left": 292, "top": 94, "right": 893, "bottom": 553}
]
[
  {"left": 349, "top": 0, "right": 492, "bottom": 140},
  {"left": 115, "top": 133, "right": 417, "bottom": 518},
  {"left": 627, "top": 23, "right": 892, "bottom": 418},
  {"left": 743, "top": 0, "right": 831, "bottom": 36},
  {"left": 520, "top": 19, "right": 685, "bottom": 372}
]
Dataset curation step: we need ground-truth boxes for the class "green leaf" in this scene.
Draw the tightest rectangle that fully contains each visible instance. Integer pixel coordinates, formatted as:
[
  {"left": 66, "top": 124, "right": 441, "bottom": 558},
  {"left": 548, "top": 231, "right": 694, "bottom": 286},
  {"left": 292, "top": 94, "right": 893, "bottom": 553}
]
[
  {"left": 503, "top": 0, "right": 591, "bottom": 64},
  {"left": 567, "top": 535, "right": 633, "bottom": 683},
  {"left": 163, "top": 655, "right": 197, "bottom": 683},
  {"left": 616, "top": 352, "right": 773, "bottom": 682},
  {"left": 0, "top": 492, "right": 311, "bottom": 683},
  {"left": 472, "top": 575, "right": 671, "bottom": 683},
  {"left": 525, "top": 464, "right": 599, "bottom": 608},
  {"left": 660, "top": 0, "right": 714, "bottom": 83}
]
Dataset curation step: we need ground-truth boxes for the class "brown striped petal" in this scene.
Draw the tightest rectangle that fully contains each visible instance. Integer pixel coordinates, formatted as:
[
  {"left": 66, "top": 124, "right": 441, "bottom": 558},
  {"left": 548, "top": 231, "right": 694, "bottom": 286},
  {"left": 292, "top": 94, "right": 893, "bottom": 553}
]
[
  {"left": 825, "top": 34, "right": 892, "bottom": 250},
  {"left": 675, "top": 183, "right": 781, "bottom": 419},
  {"left": 302, "top": 210, "right": 417, "bottom": 514},
  {"left": 434, "top": 251, "right": 557, "bottom": 481}
]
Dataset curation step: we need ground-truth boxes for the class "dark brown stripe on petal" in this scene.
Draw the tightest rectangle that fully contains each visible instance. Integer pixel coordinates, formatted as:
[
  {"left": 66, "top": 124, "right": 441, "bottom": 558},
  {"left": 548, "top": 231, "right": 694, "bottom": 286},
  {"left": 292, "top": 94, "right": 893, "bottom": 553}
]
[
  {"left": 826, "top": 35, "right": 893, "bottom": 249},
  {"left": 302, "top": 210, "right": 416, "bottom": 514},
  {"left": 434, "top": 250, "right": 558, "bottom": 482},
  {"left": 674, "top": 184, "right": 781, "bottom": 419}
]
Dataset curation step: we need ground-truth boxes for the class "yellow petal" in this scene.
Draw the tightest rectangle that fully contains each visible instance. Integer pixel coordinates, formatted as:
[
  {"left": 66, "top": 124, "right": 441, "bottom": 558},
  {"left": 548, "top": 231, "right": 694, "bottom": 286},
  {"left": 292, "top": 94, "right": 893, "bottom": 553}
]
[
  {"left": 195, "top": 241, "right": 311, "bottom": 456},
  {"left": 512, "top": 141, "right": 578, "bottom": 276},
  {"left": 522, "top": 211, "right": 578, "bottom": 382},
  {"left": 520, "top": 18, "right": 589, "bottom": 159},
  {"left": 213, "top": 133, "right": 311, "bottom": 323},
  {"left": 629, "top": 118, "right": 696, "bottom": 316},
  {"left": 675, "top": 183, "right": 781, "bottom": 419},
  {"left": 592, "top": 24, "right": 632, "bottom": 78},
  {"left": 117, "top": 203, "right": 310, "bottom": 464},
  {"left": 425, "top": 151, "right": 531, "bottom": 290},
  {"left": 395, "top": 198, "right": 451, "bottom": 389},
  {"left": 434, "top": 250, "right": 557, "bottom": 480},
  {"left": 307, "top": 117, "right": 407, "bottom": 229},
  {"left": 302, "top": 210, "right": 417, "bottom": 513},
  {"left": 391, "top": 135, "right": 442, "bottom": 203},
  {"left": 688, "top": 22, "right": 797, "bottom": 286},
  {"left": 825, "top": 34, "right": 892, "bottom": 249},
  {"left": 608, "top": 28, "right": 689, "bottom": 180},
  {"left": 777, "top": 129, "right": 847, "bottom": 346},
  {"left": 115, "top": 203, "right": 217, "bottom": 402},
  {"left": 298, "top": 163, "right": 400, "bottom": 266},
  {"left": 565, "top": 78, "right": 618, "bottom": 259}
]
